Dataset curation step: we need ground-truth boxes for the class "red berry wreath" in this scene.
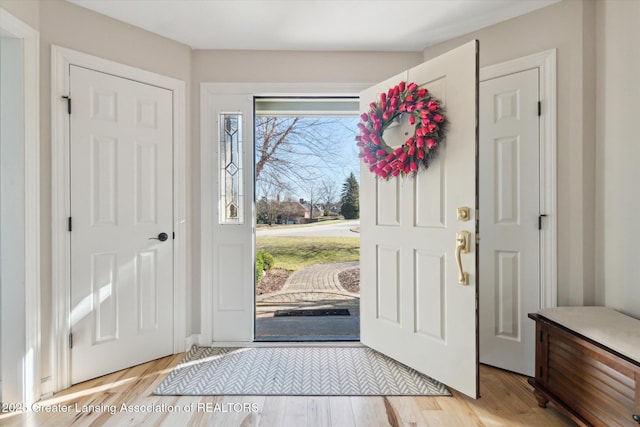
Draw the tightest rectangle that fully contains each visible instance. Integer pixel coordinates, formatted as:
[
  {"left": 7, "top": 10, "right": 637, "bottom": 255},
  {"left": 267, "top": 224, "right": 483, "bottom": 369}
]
[{"left": 356, "top": 81, "right": 447, "bottom": 179}]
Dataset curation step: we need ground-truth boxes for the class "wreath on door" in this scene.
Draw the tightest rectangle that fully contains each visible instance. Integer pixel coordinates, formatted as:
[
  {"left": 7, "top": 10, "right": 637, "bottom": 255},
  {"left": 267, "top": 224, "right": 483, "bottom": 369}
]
[{"left": 356, "top": 81, "right": 448, "bottom": 179}]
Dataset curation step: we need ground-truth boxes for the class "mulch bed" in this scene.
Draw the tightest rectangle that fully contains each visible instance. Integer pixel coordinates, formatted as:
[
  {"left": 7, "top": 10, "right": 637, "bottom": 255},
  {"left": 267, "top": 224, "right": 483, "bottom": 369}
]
[
  {"left": 338, "top": 267, "right": 360, "bottom": 294},
  {"left": 256, "top": 268, "right": 291, "bottom": 295}
]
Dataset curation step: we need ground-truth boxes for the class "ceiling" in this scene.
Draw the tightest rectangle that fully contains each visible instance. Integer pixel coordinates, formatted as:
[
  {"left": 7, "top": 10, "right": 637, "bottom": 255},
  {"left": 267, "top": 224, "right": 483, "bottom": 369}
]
[{"left": 66, "top": 0, "right": 559, "bottom": 52}]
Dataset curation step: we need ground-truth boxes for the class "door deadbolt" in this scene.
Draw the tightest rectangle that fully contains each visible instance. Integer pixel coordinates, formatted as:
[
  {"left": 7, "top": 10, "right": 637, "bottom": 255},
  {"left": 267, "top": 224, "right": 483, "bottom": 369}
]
[{"left": 457, "top": 207, "right": 471, "bottom": 222}]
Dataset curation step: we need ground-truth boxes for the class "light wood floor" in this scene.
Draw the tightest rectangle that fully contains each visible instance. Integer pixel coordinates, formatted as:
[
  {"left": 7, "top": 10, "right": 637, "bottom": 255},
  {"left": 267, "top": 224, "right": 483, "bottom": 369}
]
[{"left": 1, "top": 353, "right": 575, "bottom": 426}]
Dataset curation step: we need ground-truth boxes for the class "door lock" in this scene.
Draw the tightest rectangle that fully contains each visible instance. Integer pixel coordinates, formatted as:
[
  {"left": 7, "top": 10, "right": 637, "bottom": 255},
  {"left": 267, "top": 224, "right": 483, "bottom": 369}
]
[{"left": 457, "top": 207, "right": 471, "bottom": 222}]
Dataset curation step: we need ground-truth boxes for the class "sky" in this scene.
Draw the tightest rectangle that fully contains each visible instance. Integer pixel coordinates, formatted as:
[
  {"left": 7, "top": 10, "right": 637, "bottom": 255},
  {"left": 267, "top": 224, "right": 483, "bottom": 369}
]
[{"left": 254, "top": 116, "right": 361, "bottom": 202}]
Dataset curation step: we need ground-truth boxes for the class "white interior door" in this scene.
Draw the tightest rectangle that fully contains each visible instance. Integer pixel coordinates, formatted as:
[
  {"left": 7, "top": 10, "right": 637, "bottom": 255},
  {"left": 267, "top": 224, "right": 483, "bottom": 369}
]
[
  {"left": 360, "top": 41, "right": 479, "bottom": 398},
  {"left": 479, "top": 68, "right": 540, "bottom": 376},
  {"left": 70, "top": 65, "right": 174, "bottom": 384}
]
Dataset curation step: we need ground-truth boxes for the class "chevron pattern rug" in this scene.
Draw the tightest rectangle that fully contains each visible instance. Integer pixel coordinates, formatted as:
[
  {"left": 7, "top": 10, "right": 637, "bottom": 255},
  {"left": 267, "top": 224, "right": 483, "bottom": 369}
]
[{"left": 154, "top": 346, "right": 450, "bottom": 396}]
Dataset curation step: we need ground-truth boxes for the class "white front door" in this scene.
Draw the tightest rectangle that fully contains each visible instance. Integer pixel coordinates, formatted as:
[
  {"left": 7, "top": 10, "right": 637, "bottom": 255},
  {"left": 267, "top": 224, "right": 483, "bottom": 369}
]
[
  {"left": 360, "top": 41, "right": 479, "bottom": 398},
  {"left": 69, "top": 65, "right": 174, "bottom": 384},
  {"left": 479, "top": 68, "right": 540, "bottom": 376}
]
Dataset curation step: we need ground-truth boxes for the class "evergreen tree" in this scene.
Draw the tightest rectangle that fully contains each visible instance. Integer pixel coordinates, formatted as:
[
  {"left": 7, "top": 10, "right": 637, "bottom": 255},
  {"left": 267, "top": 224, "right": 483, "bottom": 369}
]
[{"left": 340, "top": 172, "right": 360, "bottom": 219}]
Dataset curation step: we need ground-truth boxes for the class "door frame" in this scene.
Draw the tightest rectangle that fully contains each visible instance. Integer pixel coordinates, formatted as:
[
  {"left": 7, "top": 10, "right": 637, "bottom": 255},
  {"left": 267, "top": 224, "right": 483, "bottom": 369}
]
[
  {"left": 0, "top": 8, "right": 40, "bottom": 405},
  {"left": 51, "top": 46, "right": 187, "bottom": 392},
  {"left": 199, "top": 82, "right": 367, "bottom": 345},
  {"left": 480, "top": 49, "right": 557, "bottom": 310}
]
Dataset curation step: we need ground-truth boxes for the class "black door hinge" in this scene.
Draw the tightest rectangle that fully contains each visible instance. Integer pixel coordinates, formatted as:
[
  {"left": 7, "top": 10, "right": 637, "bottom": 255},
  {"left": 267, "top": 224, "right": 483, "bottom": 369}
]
[
  {"left": 68, "top": 217, "right": 72, "bottom": 232},
  {"left": 537, "top": 101, "right": 541, "bottom": 117},
  {"left": 538, "top": 214, "right": 548, "bottom": 230},
  {"left": 173, "top": 232, "right": 175, "bottom": 240},
  {"left": 62, "top": 95, "right": 71, "bottom": 114},
  {"left": 69, "top": 333, "right": 73, "bottom": 349}
]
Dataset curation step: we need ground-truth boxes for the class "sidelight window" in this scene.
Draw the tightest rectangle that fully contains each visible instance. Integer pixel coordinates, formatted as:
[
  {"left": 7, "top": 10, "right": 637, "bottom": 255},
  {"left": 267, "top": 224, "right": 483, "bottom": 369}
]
[{"left": 219, "top": 112, "right": 243, "bottom": 224}]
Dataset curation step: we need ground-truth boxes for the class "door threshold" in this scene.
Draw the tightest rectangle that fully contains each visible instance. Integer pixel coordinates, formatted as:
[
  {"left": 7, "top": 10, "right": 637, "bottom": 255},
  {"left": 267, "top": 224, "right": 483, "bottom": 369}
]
[
  {"left": 209, "top": 341, "right": 364, "bottom": 348},
  {"left": 255, "top": 335, "right": 360, "bottom": 342}
]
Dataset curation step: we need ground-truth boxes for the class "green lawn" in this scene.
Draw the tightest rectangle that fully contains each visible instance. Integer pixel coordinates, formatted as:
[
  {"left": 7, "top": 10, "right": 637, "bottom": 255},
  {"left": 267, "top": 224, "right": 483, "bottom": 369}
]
[
  {"left": 255, "top": 219, "right": 350, "bottom": 229},
  {"left": 256, "top": 236, "right": 360, "bottom": 271}
]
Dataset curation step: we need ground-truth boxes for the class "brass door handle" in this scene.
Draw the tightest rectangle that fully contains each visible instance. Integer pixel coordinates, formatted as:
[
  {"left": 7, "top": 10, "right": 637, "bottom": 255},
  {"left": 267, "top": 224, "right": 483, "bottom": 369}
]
[{"left": 455, "top": 231, "right": 470, "bottom": 285}]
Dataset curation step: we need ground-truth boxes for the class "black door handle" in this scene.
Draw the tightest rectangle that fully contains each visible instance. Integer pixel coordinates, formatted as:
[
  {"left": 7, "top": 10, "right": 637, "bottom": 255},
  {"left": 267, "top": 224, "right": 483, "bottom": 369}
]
[
  {"left": 632, "top": 414, "right": 640, "bottom": 424},
  {"left": 149, "top": 232, "right": 169, "bottom": 242}
]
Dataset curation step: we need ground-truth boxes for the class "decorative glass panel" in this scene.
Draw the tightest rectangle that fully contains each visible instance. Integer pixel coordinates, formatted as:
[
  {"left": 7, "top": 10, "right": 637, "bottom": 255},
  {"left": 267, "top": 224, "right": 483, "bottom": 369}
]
[{"left": 219, "top": 113, "right": 243, "bottom": 224}]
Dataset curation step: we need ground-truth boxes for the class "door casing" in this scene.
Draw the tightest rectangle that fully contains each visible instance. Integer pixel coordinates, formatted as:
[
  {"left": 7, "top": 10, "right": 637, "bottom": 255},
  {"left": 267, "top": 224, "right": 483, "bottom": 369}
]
[
  {"left": 199, "top": 83, "right": 368, "bottom": 345},
  {"left": 0, "top": 8, "right": 40, "bottom": 405},
  {"left": 51, "top": 46, "right": 187, "bottom": 393}
]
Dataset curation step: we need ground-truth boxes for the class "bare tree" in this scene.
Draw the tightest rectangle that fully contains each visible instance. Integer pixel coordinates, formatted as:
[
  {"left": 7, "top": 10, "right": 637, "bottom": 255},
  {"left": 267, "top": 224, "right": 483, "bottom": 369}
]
[
  {"left": 255, "top": 179, "right": 280, "bottom": 223},
  {"left": 254, "top": 116, "right": 354, "bottom": 188},
  {"left": 318, "top": 179, "right": 339, "bottom": 215},
  {"left": 290, "top": 178, "right": 317, "bottom": 221},
  {"left": 255, "top": 115, "right": 360, "bottom": 223}
]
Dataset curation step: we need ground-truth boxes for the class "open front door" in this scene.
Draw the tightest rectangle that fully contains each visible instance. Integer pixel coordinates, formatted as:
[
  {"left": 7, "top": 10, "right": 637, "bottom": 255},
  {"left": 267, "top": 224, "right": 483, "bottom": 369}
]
[{"left": 360, "top": 41, "right": 479, "bottom": 398}]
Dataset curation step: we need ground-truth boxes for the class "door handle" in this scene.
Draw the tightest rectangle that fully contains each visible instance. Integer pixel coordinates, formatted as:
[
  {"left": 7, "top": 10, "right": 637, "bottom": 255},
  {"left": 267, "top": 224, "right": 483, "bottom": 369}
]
[
  {"left": 149, "top": 232, "right": 169, "bottom": 242},
  {"left": 455, "top": 231, "right": 470, "bottom": 285}
]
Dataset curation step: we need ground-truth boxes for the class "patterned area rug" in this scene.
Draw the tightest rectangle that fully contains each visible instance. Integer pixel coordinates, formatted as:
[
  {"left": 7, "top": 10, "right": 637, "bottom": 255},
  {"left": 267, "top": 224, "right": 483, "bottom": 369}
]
[{"left": 154, "top": 346, "right": 450, "bottom": 396}]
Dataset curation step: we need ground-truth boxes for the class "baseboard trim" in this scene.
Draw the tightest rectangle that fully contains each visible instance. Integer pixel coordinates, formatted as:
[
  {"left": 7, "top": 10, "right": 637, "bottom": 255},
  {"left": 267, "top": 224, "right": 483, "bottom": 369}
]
[
  {"left": 40, "top": 376, "right": 53, "bottom": 398},
  {"left": 184, "top": 334, "right": 202, "bottom": 350}
]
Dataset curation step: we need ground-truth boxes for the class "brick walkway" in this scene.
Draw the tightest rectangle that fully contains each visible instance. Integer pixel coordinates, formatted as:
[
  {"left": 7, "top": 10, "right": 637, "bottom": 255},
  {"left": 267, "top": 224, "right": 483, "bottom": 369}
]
[{"left": 256, "top": 261, "right": 360, "bottom": 319}]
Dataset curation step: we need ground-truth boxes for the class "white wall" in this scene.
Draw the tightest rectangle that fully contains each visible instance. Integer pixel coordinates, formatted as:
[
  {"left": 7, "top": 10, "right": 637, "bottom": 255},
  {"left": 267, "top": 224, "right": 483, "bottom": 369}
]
[
  {"left": 422, "top": 0, "right": 598, "bottom": 308},
  {"left": 0, "top": 0, "right": 39, "bottom": 30},
  {"left": 595, "top": 0, "right": 640, "bottom": 318},
  {"left": 1, "top": 0, "right": 193, "bottom": 389},
  {"left": 0, "top": 35, "right": 26, "bottom": 403}
]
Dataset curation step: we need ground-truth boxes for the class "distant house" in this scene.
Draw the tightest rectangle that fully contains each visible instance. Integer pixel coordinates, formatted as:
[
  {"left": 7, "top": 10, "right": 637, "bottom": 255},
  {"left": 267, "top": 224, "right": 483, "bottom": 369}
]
[
  {"left": 277, "top": 200, "right": 307, "bottom": 224},
  {"left": 299, "top": 199, "right": 324, "bottom": 220}
]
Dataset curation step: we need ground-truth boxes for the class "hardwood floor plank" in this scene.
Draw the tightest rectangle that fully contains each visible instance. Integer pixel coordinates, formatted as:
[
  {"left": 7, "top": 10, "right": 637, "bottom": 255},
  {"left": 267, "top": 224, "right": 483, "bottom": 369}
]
[
  {"left": 428, "top": 394, "right": 483, "bottom": 426},
  {"left": 307, "top": 396, "right": 331, "bottom": 427},
  {"left": 205, "top": 396, "right": 264, "bottom": 427},
  {"left": 385, "top": 396, "right": 430, "bottom": 427},
  {"left": 413, "top": 396, "right": 442, "bottom": 412},
  {"left": 350, "top": 397, "right": 391, "bottom": 427},
  {"left": 328, "top": 396, "right": 356, "bottom": 427},
  {"left": 154, "top": 397, "right": 201, "bottom": 427},
  {"left": 257, "top": 396, "right": 287, "bottom": 427},
  {"left": 280, "top": 396, "right": 307, "bottom": 427},
  {"left": 5, "top": 354, "right": 577, "bottom": 426}
]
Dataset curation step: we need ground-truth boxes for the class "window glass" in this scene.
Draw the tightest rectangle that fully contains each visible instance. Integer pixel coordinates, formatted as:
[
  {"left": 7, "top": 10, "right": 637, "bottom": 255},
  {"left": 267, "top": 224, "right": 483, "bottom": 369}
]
[{"left": 219, "top": 113, "right": 243, "bottom": 224}]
